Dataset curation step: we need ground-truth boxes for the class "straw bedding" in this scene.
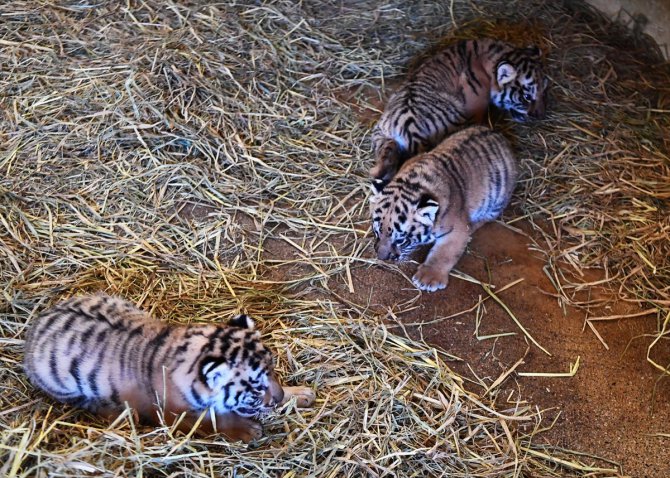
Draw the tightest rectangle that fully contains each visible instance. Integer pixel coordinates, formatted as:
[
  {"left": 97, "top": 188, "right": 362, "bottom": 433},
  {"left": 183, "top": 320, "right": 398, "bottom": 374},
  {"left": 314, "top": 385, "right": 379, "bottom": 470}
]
[{"left": 0, "top": 0, "right": 667, "bottom": 476}]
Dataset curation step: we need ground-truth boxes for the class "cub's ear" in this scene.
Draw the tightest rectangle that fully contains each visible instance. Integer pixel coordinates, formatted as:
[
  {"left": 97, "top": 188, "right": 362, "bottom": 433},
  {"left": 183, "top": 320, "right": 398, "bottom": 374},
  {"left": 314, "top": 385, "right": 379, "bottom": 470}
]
[
  {"left": 228, "top": 314, "right": 255, "bottom": 330},
  {"left": 369, "top": 179, "right": 386, "bottom": 203},
  {"left": 416, "top": 194, "right": 439, "bottom": 225},
  {"left": 370, "top": 178, "right": 386, "bottom": 194},
  {"left": 201, "top": 358, "right": 233, "bottom": 390},
  {"left": 496, "top": 62, "right": 517, "bottom": 86},
  {"left": 525, "top": 45, "right": 542, "bottom": 58}
]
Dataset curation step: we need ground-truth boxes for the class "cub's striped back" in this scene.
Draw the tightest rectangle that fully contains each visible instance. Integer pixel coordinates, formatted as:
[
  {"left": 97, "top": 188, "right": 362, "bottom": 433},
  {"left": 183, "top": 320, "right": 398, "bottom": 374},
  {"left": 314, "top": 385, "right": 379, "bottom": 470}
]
[
  {"left": 371, "top": 38, "right": 546, "bottom": 183},
  {"left": 370, "top": 126, "right": 518, "bottom": 292}
]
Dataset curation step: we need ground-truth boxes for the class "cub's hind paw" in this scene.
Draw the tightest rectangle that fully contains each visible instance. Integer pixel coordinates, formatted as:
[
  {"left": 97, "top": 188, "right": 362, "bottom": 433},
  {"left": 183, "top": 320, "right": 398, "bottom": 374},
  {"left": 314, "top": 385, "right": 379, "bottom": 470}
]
[
  {"left": 412, "top": 265, "right": 449, "bottom": 292},
  {"left": 280, "top": 386, "right": 316, "bottom": 408}
]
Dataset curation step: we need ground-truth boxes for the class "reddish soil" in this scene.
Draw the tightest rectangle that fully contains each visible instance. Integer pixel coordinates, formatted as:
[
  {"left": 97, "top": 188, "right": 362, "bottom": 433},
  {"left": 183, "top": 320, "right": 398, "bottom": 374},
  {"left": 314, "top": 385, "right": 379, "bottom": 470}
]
[
  {"left": 313, "top": 79, "right": 670, "bottom": 477},
  {"left": 245, "top": 79, "right": 670, "bottom": 475},
  {"left": 320, "top": 221, "right": 670, "bottom": 478}
]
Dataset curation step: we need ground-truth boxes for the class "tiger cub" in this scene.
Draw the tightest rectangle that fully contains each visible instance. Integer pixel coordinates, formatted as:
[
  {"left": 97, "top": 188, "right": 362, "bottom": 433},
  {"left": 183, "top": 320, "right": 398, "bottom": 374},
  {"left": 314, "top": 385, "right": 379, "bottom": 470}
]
[
  {"left": 23, "top": 294, "right": 315, "bottom": 443},
  {"left": 370, "top": 126, "right": 518, "bottom": 292},
  {"left": 371, "top": 38, "right": 546, "bottom": 183}
]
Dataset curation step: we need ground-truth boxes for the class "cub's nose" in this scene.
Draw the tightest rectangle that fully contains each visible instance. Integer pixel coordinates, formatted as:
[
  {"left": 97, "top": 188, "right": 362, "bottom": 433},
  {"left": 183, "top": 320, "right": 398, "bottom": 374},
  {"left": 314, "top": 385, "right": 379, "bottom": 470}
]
[{"left": 376, "top": 243, "right": 398, "bottom": 261}]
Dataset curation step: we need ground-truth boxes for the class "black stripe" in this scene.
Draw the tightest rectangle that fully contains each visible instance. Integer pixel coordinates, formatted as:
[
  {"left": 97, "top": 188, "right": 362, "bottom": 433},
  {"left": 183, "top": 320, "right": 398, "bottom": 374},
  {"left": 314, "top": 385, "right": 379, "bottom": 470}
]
[
  {"left": 86, "top": 345, "right": 107, "bottom": 399},
  {"left": 49, "top": 347, "right": 67, "bottom": 389},
  {"left": 119, "top": 325, "right": 143, "bottom": 379},
  {"left": 69, "top": 356, "right": 83, "bottom": 394},
  {"left": 189, "top": 384, "right": 207, "bottom": 408},
  {"left": 143, "top": 328, "right": 172, "bottom": 384}
]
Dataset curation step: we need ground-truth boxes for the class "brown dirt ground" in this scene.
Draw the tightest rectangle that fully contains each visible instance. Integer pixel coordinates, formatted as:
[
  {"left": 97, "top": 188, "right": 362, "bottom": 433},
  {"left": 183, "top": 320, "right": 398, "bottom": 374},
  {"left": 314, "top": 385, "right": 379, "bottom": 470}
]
[
  {"left": 283, "top": 79, "right": 670, "bottom": 476},
  {"left": 222, "top": 23, "right": 670, "bottom": 472},
  {"left": 258, "top": 219, "right": 670, "bottom": 478}
]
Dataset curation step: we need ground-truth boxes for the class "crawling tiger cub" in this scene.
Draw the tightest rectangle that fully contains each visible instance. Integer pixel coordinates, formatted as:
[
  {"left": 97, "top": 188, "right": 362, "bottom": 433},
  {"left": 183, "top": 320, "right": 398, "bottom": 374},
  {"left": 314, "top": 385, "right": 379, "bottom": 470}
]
[
  {"left": 23, "top": 294, "right": 315, "bottom": 443},
  {"left": 371, "top": 38, "right": 546, "bottom": 183},
  {"left": 370, "top": 126, "right": 518, "bottom": 292}
]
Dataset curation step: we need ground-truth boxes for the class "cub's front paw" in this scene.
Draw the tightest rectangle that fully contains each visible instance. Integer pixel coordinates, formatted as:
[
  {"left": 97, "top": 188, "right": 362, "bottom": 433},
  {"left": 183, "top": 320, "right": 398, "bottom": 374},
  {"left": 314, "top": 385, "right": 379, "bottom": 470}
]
[
  {"left": 243, "top": 420, "right": 263, "bottom": 443},
  {"left": 280, "top": 386, "right": 316, "bottom": 408},
  {"left": 219, "top": 414, "right": 263, "bottom": 443},
  {"left": 237, "top": 419, "right": 263, "bottom": 443},
  {"left": 412, "top": 265, "right": 449, "bottom": 292}
]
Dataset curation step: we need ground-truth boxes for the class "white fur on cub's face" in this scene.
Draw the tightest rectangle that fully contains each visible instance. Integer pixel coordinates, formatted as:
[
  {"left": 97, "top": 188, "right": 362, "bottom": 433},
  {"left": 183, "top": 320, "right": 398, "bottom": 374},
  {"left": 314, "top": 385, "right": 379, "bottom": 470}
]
[
  {"left": 200, "top": 353, "right": 276, "bottom": 416},
  {"left": 166, "top": 314, "right": 284, "bottom": 419},
  {"left": 370, "top": 183, "right": 440, "bottom": 261}
]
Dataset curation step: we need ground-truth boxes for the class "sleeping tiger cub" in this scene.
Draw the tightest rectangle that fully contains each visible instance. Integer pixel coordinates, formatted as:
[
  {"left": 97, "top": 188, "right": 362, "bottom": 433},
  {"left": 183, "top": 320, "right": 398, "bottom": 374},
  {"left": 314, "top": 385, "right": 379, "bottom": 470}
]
[
  {"left": 23, "top": 294, "right": 315, "bottom": 443},
  {"left": 371, "top": 38, "right": 546, "bottom": 183},
  {"left": 370, "top": 126, "right": 518, "bottom": 292}
]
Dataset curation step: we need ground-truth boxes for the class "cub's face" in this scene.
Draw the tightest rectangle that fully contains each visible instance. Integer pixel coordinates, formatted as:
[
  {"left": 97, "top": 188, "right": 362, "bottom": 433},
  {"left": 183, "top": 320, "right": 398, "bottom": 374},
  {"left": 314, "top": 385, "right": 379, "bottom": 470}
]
[
  {"left": 200, "top": 315, "right": 283, "bottom": 417},
  {"left": 370, "top": 181, "right": 439, "bottom": 261},
  {"left": 491, "top": 46, "right": 548, "bottom": 122}
]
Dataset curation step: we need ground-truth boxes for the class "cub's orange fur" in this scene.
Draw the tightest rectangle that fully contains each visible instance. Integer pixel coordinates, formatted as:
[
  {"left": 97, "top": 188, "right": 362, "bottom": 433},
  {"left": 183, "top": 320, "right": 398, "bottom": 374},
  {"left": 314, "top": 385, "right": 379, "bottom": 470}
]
[
  {"left": 370, "top": 126, "right": 518, "bottom": 292},
  {"left": 371, "top": 38, "right": 546, "bottom": 183},
  {"left": 24, "top": 294, "right": 315, "bottom": 442}
]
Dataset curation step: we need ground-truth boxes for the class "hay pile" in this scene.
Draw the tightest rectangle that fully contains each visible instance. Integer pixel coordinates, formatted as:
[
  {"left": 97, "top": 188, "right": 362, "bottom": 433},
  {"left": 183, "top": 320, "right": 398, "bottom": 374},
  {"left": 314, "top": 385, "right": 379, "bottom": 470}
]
[
  {"left": 0, "top": 0, "right": 667, "bottom": 476},
  {"left": 2, "top": 273, "right": 620, "bottom": 477}
]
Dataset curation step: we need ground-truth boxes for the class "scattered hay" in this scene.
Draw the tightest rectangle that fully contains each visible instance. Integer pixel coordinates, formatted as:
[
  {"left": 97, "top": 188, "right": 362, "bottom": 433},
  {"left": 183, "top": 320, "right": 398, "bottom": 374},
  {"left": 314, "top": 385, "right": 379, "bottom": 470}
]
[
  {"left": 2, "top": 271, "right": 620, "bottom": 477},
  {"left": 0, "top": 0, "right": 667, "bottom": 476}
]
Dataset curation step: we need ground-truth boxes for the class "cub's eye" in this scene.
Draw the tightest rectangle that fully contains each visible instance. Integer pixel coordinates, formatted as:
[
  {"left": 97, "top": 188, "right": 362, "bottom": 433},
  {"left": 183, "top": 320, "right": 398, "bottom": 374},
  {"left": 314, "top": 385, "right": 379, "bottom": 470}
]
[{"left": 522, "top": 93, "right": 533, "bottom": 102}]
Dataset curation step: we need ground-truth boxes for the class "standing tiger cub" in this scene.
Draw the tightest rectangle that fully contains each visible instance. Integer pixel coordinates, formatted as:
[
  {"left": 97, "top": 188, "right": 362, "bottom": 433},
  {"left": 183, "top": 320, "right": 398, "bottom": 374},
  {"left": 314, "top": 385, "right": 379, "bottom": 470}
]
[
  {"left": 370, "top": 126, "right": 518, "bottom": 292},
  {"left": 23, "top": 294, "right": 315, "bottom": 443},
  {"left": 371, "top": 38, "right": 546, "bottom": 183}
]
